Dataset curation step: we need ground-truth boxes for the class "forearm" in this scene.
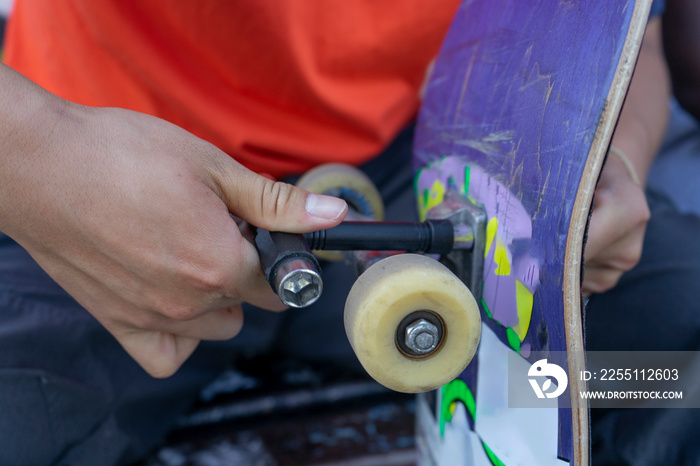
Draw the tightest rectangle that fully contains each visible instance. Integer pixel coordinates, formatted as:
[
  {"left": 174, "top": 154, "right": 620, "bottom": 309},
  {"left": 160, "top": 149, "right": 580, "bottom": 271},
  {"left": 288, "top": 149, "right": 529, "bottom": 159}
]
[
  {"left": 0, "top": 62, "right": 75, "bottom": 237},
  {"left": 0, "top": 62, "right": 63, "bottom": 153},
  {"left": 610, "top": 18, "right": 671, "bottom": 186}
]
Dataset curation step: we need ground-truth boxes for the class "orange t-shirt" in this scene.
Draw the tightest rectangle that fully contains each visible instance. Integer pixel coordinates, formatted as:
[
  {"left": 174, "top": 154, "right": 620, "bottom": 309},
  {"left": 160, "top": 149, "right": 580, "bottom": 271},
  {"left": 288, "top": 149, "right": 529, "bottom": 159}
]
[{"left": 4, "top": 0, "right": 459, "bottom": 178}]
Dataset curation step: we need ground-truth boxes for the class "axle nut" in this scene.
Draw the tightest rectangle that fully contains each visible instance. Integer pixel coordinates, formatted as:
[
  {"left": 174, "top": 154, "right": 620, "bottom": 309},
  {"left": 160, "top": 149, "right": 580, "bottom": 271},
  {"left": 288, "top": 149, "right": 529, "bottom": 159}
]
[{"left": 405, "top": 318, "right": 440, "bottom": 355}]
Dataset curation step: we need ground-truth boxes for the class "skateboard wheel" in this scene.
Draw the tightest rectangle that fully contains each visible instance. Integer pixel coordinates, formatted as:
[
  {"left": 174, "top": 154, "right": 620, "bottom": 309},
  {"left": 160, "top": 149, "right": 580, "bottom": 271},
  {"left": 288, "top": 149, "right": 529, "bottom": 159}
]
[
  {"left": 344, "top": 254, "right": 480, "bottom": 393},
  {"left": 297, "top": 163, "right": 384, "bottom": 261}
]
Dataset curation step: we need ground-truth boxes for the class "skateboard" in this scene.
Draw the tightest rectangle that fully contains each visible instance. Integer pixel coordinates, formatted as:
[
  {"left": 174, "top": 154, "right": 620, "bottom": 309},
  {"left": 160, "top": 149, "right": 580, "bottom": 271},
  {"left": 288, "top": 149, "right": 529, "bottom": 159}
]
[
  {"left": 252, "top": 0, "right": 650, "bottom": 463},
  {"left": 411, "top": 0, "right": 652, "bottom": 465}
]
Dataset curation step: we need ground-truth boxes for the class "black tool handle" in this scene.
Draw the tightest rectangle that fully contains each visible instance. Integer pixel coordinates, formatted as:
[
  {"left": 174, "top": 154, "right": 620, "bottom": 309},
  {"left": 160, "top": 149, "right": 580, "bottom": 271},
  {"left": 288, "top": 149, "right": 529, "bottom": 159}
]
[{"left": 303, "top": 219, "right": 454, "bottom": 255}]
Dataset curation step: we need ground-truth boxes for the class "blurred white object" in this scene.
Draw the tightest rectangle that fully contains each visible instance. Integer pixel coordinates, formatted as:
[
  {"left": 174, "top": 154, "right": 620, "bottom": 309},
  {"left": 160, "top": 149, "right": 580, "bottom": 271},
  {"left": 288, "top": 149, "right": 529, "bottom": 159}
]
[{"left": 0, "top": 0, "right": 12, "bottom": 17}]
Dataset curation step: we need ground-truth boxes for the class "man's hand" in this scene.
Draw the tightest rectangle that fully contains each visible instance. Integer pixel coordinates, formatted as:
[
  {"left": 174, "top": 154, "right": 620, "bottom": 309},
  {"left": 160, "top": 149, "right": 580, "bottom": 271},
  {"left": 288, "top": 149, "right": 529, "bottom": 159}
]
[
  {"left": 0, "top": 67, "right": 347, "bottom": 378},
  {"left": 583, "top": 153, "right": 650, "bottom": 296}
]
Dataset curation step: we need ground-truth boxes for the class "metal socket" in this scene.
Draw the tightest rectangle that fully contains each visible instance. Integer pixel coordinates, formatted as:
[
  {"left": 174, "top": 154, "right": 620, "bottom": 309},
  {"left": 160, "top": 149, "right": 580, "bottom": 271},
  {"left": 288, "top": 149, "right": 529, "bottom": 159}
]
[{"left": 275, "top": 259, "right": 323, "bottom": 308}]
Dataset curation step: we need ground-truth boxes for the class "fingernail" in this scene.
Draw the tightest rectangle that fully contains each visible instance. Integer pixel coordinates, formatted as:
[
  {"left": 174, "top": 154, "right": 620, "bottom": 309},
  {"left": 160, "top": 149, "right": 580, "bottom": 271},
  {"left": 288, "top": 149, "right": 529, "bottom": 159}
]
[{"left": 305, "top": 194, "right": 347, "bottom": 220}]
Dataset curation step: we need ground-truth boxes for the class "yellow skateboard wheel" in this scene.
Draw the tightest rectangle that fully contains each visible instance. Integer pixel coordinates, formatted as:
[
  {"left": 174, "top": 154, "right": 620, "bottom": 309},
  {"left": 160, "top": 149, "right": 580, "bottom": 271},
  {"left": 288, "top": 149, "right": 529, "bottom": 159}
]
[
  {"left": 344, "top": 253, "right": 481, "bottom": 393},
  {"left": 297, "top": 163, "right": 384, "bottom": 261}
]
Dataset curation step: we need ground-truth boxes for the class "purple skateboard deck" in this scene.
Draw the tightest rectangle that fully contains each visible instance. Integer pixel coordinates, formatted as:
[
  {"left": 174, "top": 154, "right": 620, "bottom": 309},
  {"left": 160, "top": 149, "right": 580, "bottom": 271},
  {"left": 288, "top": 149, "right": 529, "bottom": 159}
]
[{"left": 412, "top": 0, "right": 652, "bottom": 464}]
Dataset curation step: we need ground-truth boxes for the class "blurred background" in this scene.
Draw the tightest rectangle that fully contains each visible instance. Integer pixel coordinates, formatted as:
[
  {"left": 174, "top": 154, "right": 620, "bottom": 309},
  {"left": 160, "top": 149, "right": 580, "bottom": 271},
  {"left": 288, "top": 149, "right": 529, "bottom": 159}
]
[{"left": 0, "top": 0, "right": 9, "bottom": 48}]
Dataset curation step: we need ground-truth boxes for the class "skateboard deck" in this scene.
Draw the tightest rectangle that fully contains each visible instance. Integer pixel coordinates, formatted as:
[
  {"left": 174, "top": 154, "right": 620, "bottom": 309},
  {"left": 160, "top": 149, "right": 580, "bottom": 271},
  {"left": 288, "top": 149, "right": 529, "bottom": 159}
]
[{"left": 412, "top": 1, "right": 652, "bottom": 464}]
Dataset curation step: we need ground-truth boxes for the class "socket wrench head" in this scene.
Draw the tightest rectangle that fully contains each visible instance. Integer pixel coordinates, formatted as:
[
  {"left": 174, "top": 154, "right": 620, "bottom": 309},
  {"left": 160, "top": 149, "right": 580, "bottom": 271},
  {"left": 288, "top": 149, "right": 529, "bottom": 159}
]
[{"left": 275, "top": 258, "right": 323, "bottom": 308}]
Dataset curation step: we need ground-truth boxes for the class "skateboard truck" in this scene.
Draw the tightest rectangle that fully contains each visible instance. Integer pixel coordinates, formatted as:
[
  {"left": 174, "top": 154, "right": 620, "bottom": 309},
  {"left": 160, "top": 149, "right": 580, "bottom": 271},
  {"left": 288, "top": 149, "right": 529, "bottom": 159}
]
[
  {"left": 425, "top": 190, "right": 487, "bottom": 307},
  {"left": 254, "top": 193, "right": 486, "bottom": 310}
]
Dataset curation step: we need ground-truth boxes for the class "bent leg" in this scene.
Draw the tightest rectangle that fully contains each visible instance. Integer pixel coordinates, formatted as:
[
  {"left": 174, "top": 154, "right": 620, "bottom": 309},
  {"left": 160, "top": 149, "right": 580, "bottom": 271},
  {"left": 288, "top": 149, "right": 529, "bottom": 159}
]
[
  {"left": 0, "top": 234, "right": 270, "bottom": 465},
  {"left": 586, "top": 189, "right": 700, "bottom": 465}
]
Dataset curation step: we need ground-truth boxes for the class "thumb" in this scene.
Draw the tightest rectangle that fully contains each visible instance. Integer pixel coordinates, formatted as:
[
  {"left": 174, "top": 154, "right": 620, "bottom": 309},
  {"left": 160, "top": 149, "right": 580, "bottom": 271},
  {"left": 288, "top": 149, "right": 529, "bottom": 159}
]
[{"left": 208, "top": 158, "right": 348, "bottom": 233}]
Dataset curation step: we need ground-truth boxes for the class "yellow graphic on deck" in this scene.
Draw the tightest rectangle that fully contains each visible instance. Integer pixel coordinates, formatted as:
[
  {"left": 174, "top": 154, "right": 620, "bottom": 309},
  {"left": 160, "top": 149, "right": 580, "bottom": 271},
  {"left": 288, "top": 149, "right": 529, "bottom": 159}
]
[
  {"left": 419, "top": 179, "right": 446, "bottom": 221},
  {"left": 484, "top": 217, "right": 533, "bottom": 350},
  {"left": 512, "top": 280, "right": 534, "bottom": 341},
  {"left": 485, "top": 218, "right": 512, "bottom": 276}
]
